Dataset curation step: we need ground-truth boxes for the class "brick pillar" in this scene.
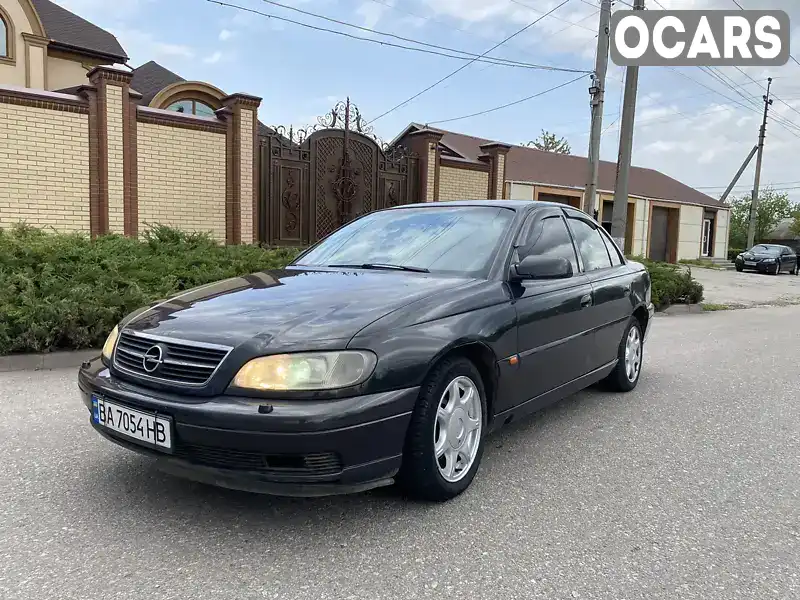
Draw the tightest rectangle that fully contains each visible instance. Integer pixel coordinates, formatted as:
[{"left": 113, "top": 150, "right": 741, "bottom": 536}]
[
  {"left": 221, "top": 93, "right": 262, "bottom": 244},
  {"left": 83, "top": 67, "right": 136, "bottom": 236},
  {"left": 407, "top": 128, "right": 444, "bottom": 203},
  {"left": 479, "top": 142, "right": 511, "bottom": 200}
]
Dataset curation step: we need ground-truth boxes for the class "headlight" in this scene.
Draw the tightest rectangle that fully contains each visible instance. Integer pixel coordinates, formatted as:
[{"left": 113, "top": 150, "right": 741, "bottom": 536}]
[
  {"left": 763, "top": 258, "right": 775, "bottom": 263},
  {"left": 102, "top": 325, "right": 119, "bottom": 360},
  {"left": 231, "top": 351, "right": 377, "bottom": 391}
]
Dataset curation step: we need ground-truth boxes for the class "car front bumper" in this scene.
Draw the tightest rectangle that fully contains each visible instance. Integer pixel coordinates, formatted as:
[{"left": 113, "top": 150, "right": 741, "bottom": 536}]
[
  {"left": 736, "top": 260, "right": 778, "bottom": 272},
  {"left": 78, "top": 358, "right": 418, "bottom": 496}
]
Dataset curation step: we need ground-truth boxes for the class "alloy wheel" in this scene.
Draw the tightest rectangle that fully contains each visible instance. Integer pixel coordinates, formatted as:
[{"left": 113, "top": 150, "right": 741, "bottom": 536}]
[
  {"left": 433, "top": 376, "right": 482, "bottom": 483},
  {"left": 624, "top": 326, "right": 642, "bottom": 382}
]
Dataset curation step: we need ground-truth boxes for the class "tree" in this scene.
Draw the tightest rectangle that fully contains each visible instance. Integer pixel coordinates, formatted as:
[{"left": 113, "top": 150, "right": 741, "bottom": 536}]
[
  {"left": 525, "top": 130, "right": 571, "bottom": 154},
  {"left": 726, "top": 187, "right": 795, "bottom": 248},
  {"left": 790, "top": 209, "right": 800, "bottom": 238}
]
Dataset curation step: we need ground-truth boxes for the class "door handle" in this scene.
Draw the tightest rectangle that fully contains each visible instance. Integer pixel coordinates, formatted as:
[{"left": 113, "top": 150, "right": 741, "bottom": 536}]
[{"left": 580, "top": 294, "right": 593, "bottom": 308}]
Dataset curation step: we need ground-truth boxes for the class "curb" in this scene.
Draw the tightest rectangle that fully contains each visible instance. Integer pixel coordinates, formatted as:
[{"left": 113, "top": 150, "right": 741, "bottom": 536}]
[
  {"left": 0, "top": 349, "right": 101, "bottom": 373},
  {"left": 660, "top": 304, "right": 705, "bottom": 315}
]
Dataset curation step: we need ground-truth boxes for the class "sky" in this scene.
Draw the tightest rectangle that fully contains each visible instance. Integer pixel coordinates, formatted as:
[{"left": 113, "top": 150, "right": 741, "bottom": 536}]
[{"left": 55, "top": 0, "right": 800, "bottom": 203}]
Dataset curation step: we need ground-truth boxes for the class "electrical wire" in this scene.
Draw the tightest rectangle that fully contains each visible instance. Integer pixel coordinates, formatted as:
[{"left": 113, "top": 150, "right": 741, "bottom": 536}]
[
  {"left": 367, "top": 0, "right": 577, "bottom": 125},
  {"left": 427, "top": 74, "right": 587, "bottom": 125},
  {"left": 507, "top": 0, "right": 597, "bottom": 33},
  {"left": 254, "top": 0, "right": 580, "bottom": 71},
  {"left": 206, "top": 0, "right": 589, "bottom": 73}
]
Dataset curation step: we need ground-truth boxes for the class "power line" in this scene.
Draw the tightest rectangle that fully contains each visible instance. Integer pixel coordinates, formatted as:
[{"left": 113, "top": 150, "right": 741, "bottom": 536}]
[
  {"left": 730, "top": 0, "right": 745, "bottom": 8},
  {"left": 255, "top": 0, "right": 578, "bottom": 71},
  {"left": 367, "top": 0, "right": 576, "bottom": 125},
  {"left": 427, "top": 74, "right": 587, "bottom": 125},
  {"left": 206, "top": 1, "right": 588, "bottom": 73},
  {"left": 668, "top": 67, "right": 800, "bottom": 140},
  {"left": 508, "top": 0, "right": 596, "bottom": 33},
  {"left": 695, "top": 180, "right": 800, "bottom": 190}
]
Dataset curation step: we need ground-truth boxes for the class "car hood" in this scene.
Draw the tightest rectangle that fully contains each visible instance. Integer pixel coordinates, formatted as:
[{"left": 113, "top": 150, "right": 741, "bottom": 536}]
[{"left": 124, "top": 268, "right": 474, "bottom": 349}]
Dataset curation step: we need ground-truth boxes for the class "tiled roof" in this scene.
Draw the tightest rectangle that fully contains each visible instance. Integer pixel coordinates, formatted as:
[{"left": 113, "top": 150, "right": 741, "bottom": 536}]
[
  {"left": 403, "top": 124, "right": 725, "bottom": 209},
  {"left": 31, "top": 0, "right": 127, "bottom": 61},
  {"left": 130, "top": 61, "right": 184, "bottom": 105}
]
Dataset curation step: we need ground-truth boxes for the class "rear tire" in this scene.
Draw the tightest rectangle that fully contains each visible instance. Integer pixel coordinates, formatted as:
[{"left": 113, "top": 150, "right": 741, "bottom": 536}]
[
  {"left": 398, "top": 357, "right": 487, "bottom": 502},
  {"left": 603, "top": 318, "right": 643, "bottom": 393}
]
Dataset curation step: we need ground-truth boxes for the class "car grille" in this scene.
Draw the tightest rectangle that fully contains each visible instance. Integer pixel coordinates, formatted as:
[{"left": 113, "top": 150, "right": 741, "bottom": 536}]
[
  {"left": 114, "top": 331, "right": 231, "bottom": 386},
  {"left": 173, "top": 444, "right": 343, "bottom": 477}
]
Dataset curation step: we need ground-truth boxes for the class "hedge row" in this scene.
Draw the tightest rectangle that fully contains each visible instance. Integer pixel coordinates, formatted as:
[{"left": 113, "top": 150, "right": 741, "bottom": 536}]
[
  {"left": 633, "top": 257, "right": 704, "bottom": 308},
  {"left": 728, "top": 248, "right": 744, "bottom": 261},
  {"left": 0, "top": 225, "right": 299, "bottom": 355},
  {"left": 0, "top": 226, "right": 704, "bottom": 355}
]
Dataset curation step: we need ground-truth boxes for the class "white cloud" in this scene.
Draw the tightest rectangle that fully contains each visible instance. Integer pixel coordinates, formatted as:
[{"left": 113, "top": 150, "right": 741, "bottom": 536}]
[
  {"left": 355, "top": 0, "right": 392, "bottom": 30},
  {"left": 218, "top": 29, "right": 234, "bottom": 41},
  {"left": 111, "top": 28, "right": 195, "bottom": 64},
  {"left": 53, "top": 0, "right": 151, "bottom": 21},
  {"left": 203, "top": 51, "right": 223, "bottom": 64}
]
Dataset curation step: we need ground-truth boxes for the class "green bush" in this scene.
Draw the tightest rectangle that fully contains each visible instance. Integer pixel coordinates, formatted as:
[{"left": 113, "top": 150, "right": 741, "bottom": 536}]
[
  {"left": 0, "top": 225, "right": 300, "bottom": 355},
  {"left": 628, "top": 256, "right": 704, "bottom": 308},
  {"left": 728, "top": 247, "right": 744, "bottom": 261}
]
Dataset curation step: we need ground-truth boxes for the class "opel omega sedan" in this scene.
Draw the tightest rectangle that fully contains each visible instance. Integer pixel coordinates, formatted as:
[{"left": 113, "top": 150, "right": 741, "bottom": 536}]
[{"left": 79, "top": 201, "right": 654, "bottom": 501}]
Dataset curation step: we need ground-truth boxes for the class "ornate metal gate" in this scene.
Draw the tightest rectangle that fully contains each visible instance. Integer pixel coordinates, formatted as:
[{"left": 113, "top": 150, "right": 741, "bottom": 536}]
[{"left": 259, "top": 99, "right": 419, "bottom": 246}]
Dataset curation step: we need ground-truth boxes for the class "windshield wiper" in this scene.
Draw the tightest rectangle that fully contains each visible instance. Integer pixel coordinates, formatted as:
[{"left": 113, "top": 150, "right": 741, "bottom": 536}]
[{"left": 327, "top": 263, "right": 430, "bottom": 273}]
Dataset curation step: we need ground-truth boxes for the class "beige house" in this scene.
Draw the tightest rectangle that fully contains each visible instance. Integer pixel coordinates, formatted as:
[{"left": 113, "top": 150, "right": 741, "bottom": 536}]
[
  {"left": 393, "top": 124, "right": 730, "bottom": 263},
  {"left": 0, "top": 0, "right": 127, "bottom": 90}
]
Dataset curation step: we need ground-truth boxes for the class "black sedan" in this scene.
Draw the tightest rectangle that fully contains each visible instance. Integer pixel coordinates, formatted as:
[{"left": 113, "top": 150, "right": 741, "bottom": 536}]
[
  {"left": 734, "top": 244, "right": 799, "bottom": 275},
  {"left": 79, "top": 201, "right": 654, "bottom": 501}
]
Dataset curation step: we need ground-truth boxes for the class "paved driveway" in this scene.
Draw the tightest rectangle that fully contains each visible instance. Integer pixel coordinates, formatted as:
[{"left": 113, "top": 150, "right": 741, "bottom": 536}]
[
  {"left": 1, "top": 307, "right": 798, "bottom": 600},
  {"left": 691, "top": 266, "right": 800, "bottom": 307}
]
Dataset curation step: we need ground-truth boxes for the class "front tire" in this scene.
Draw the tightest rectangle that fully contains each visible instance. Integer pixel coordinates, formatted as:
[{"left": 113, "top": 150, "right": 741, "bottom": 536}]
[
  {"left": 773, "top": 263, "right": 781, "bottom": 275},
  {"left": 398, "top": 357, "right": 487, "bottom": 502},
  {"left": 603, "top": 318, "right": 643, "bottom": 392},
  {"left": 735, "top": 264, "right": 743, "bottom": 272}
]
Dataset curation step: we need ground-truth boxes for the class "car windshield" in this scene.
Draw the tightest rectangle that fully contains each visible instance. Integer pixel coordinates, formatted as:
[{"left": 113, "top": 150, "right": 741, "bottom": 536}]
[
  {"left": 294, "top": 205, "right": 514, "bottom": 276},
  {"left": 749, "top": 245, "right": 779, "bottom": 255}
]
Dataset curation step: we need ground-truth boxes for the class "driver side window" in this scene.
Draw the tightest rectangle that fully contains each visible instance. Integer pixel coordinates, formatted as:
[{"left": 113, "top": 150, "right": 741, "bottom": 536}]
[{"left": 516, "top": 215, "right": 579, "bottom": 274}]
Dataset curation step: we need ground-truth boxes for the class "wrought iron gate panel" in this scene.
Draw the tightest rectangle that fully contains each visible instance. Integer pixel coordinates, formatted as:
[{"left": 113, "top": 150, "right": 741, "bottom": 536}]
[{"left": 258, "top": 98, "right": 419, "bottom": 246}]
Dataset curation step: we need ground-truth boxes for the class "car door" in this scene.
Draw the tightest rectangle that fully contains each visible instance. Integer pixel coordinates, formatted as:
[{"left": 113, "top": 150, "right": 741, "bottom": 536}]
[
  {"left": 781, "top": 246, "right": 795, "bottom": 271},
  {"left": 504, "top": 208, "right": 595, "bottom": 412},
  {"left": 563, "top": 210, "right": 631, "bottom": 371}
]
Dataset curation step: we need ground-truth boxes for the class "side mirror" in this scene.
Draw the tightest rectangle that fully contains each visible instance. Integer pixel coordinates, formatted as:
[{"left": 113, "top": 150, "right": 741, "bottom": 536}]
[{"left": 511, "top": 255, "right": 573, "bottom": 281}]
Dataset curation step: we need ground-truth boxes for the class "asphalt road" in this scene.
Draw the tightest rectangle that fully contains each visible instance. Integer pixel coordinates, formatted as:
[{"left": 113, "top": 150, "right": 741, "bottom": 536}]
[{"left": 1, "top": 307, "right": 798, "bottom": 600}]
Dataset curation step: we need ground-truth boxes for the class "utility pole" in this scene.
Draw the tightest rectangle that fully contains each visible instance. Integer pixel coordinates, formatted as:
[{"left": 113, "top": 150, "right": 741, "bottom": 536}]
[
  {"left": 582, "top": 0, "right": 613, "bottom": 217},
  {"left": 746, "top": 77, "right": 773, "bottom": 249},
  {"left": 611, "top": 0, "right": 645, "bottom": 252}
]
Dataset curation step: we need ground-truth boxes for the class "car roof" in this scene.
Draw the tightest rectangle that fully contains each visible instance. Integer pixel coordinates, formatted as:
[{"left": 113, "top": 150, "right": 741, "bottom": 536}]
[{"left": 387, "top": 200, "right": 583, "bottom": 213}]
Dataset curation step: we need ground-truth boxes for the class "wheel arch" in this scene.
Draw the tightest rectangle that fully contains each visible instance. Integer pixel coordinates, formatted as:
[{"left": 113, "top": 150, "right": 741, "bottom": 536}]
[{"left": 423, "top": 340, "right": 499, "bottom": 421}]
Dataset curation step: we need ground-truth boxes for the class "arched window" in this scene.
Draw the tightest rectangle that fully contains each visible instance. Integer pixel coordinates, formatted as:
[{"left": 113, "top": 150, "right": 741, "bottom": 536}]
[
  {"left": 166, "top": 99, "right": 216, "bottom": 117},
  {"left": 0, "top": 13, "right": 10, "bottom": 59}
]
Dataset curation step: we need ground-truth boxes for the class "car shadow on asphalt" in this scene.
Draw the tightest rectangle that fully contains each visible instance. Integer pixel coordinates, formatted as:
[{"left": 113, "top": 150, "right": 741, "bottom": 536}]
[{"left": 82, "top": 384, "right": 629, "bottom": 535}]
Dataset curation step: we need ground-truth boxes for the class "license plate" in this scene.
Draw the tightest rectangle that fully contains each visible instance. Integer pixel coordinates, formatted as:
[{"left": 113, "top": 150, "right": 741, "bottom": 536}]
[
  {"left": 92, "top": 396, "right": 172, "bottom": 451},
  {"left": 744, "top": 261, "right": 756, "bottom": 266}
]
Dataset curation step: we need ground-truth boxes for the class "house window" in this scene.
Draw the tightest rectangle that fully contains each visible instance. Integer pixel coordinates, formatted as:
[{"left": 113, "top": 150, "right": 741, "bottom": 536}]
[
  {"left": 0, "top": 15, "right": 8, "bottom": 58},
  {"left": 166, "top": 99, "right": 215, "bottom": 116}
]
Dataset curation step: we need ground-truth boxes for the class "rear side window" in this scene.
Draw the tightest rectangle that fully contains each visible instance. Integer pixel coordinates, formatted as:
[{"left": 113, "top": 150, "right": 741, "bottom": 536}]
[
  {"left": 519, "top": 215, "right": 578, "bottom": 273},
  {"left": 597, "top": 227, "right": 623, "bottom": 266},
  {"left": 567, "top": 218, "right": 612, "bottom": 271}
]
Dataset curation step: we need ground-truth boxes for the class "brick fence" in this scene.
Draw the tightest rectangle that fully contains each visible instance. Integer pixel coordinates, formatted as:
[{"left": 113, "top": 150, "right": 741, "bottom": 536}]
[{"left": 0, "top": 66, "right": 260, "bottom": 244}]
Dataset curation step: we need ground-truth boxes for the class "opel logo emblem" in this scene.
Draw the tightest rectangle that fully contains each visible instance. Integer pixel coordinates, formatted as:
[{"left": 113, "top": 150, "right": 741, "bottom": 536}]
[{"left": 142, "top": 344, "right": 165, "bottom": 373}]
